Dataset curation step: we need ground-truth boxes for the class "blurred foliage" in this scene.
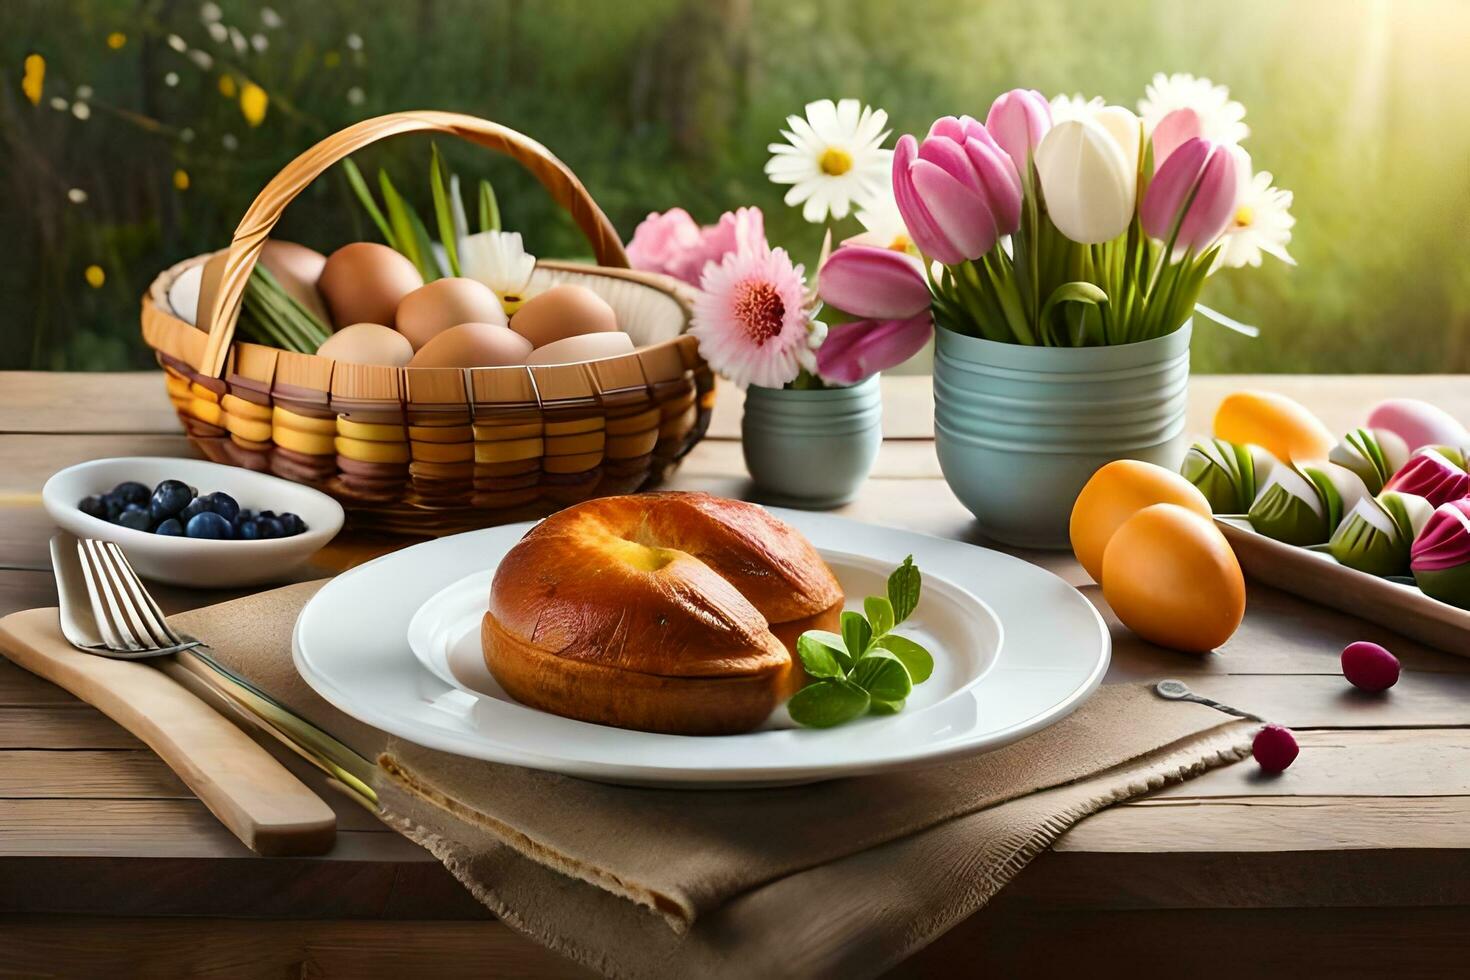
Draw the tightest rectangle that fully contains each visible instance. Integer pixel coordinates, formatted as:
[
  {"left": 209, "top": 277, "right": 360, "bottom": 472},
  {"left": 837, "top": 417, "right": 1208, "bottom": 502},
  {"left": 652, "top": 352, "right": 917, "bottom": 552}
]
[{"left": 3, "top": 0, "right": 1469, "bottom": 371}]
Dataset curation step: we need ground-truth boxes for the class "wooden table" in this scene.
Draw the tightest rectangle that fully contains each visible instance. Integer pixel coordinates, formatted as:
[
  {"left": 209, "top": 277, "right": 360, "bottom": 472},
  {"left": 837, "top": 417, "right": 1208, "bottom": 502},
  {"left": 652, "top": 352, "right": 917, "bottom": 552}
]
[{"left": 3, "top": 371, "right": 1469, "bottom": 978}]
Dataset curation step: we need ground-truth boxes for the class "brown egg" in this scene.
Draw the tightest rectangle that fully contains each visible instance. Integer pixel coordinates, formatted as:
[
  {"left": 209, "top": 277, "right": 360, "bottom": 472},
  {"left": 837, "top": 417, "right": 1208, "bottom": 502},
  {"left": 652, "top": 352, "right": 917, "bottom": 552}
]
[
  {"left": 316, "top": 323, "right": 414, "bottom": 367},
  {"left": 395, "top": 278, "right": 506, "bottom": 351},
  {"left": 318, "top": 243, "right": 424, "bottom": 329},
  {"left": 509, "top": 285, "right": 617, "bottom": 348},
  {"left": 524, "top": 331, "right": 635, "bottom": 366},
  {"left": 408, "top": 322, "right": 533, "bottom": 368},
  {"left": 259, "top": 240, "right": 331, "bottom": 327}
]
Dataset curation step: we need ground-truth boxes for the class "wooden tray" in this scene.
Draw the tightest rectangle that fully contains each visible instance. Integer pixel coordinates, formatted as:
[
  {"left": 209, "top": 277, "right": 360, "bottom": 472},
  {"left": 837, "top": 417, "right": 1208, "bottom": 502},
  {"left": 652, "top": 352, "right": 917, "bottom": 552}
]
[{"left": 1217, "top": 517, "right": 1470, "bottom": 657}]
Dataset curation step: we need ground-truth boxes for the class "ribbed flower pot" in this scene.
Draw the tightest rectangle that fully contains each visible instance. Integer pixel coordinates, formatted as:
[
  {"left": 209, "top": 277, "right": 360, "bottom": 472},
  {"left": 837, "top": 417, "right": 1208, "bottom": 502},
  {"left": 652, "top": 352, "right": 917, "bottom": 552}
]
[
  {"left": 934, "top": 322, "right": 1192, "bottom": 549},
  {"left": 741, "top": 376, "right": 882, "bottom": 509}
]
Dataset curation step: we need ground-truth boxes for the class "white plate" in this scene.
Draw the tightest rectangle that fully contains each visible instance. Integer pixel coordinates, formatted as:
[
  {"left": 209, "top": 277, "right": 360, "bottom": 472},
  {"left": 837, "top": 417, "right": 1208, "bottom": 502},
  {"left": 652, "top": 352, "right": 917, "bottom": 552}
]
[
  {"left": 43, "top": 456, "right": 344, "bottom": 588},
  {"left": 406, "top": 549, "right": 1003, "bottom": 729},
  {"left": 294, "top": 510, "right": 1109, "bottom": 786}
]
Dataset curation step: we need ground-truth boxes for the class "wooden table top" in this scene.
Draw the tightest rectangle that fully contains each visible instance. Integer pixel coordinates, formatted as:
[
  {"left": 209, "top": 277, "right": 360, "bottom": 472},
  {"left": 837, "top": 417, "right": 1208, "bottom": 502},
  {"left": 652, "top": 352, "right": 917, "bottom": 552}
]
[{"left": 3, "top": 370, "right": 1469, "bottom": 977}]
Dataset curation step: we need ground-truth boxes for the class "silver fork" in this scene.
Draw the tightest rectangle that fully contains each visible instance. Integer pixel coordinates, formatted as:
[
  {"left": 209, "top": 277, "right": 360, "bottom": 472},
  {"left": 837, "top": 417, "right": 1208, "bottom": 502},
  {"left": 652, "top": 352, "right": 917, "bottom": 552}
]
[{"left": 67, "top": 535, "right": 377, "bottom": 808}]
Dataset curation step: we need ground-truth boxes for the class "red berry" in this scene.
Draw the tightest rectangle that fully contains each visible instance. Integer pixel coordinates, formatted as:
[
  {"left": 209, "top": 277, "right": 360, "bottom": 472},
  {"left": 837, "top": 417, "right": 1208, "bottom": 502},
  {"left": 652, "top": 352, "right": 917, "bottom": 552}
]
[
  {"left": 1341, "top": 641, "right": 1400, "bottom": 692},
  {"left": 1252, "top": 724, "right": 1299, "bottom": 773}
]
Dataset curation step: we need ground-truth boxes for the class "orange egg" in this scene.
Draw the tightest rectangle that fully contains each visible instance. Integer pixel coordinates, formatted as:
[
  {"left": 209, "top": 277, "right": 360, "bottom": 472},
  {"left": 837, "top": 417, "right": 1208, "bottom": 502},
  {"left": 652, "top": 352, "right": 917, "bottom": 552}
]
[
  {"left": 1070, "top": 460, "right": 1213, "bottom": 584},
  {"left": 1214, "top": 390, "right": 1335, "bottom": 462},
  {"left": 1101, "top": 503, "right": 1246, "bottom": 653}
]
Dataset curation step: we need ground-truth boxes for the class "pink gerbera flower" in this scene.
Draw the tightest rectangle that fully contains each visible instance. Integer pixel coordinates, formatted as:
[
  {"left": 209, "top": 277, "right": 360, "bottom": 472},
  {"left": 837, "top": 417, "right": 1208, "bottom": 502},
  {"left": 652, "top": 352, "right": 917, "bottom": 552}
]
[{"left": 691, "top": 245, "right": 811, "bottom": 389}]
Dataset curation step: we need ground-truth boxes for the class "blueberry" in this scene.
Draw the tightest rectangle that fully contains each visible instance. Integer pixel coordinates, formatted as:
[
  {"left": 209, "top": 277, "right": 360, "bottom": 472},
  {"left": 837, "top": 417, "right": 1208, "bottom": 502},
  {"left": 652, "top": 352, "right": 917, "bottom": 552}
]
[
  {"left": 279, "top": 512, "right": 306, "bottom": 536},
  {"left": 116, "top": 504, "right": 154, "bottom": 532},
  {"left": 206, "top": 492, "right": 240, "bottom": 523},
  {"left": 78, "top": 495, "right": 109, "bottom": 520},
  {"left": 103, "top": 492, "right": 127, "bottom": 521},
  {"left": 185, "top": 511, "right": 234, "bottom": 539},
  {"left": 234, "top": 508, "right": 255, "bottom": 527},
  {"left": 155, "top": 517, "right": 184, "bottom": 536},
  {"left": 179, "top": 497, "right": 213, "bottom": 523},
  {"left": 150, "top": 480, "right": 194, "bottom": 522},
  {"left": 237, "top": 519, "right": 261, "bottom": 540},
  {"left": 112, "top": 481, "right": 151, "bottom": 506},
  {"left": 257, "top": 510, "right": 277, "bottom": 522},
  {"left": 255, "top": 516, "right": 284, "bottom": 539}
]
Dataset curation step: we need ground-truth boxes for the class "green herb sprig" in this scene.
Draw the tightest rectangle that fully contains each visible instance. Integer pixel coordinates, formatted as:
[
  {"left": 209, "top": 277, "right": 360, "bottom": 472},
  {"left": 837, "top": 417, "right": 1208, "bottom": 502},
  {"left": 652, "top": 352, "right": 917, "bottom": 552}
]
[{"left": 788, "top": 556, "right": 933, "bottom": 728}]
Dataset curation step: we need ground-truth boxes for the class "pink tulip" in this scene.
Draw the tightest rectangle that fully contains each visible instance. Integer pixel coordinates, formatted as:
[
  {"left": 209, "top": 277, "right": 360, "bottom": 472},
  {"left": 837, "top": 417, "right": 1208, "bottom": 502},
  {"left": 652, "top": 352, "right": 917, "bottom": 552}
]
[
  {"left": 985, "top": 88, "right": 1052, "bottom": 175},
  {"left": 1150, "top": 108, "right": 1202, "bottom": 170},
  {"left": 818, "top": 245, "right": 929, "bottom": 320},
  {"left": 1140, "top": 137, "right": 1238, "bottom": 255},
  {"left": 816, "top": 311, "right": 934, "bottom": 385},
  {"left": 626, "top": 206, "right": 766, "bottom": 286},
  {"left": 892, "top": 117, "right": 1022, "bottom": 266}
]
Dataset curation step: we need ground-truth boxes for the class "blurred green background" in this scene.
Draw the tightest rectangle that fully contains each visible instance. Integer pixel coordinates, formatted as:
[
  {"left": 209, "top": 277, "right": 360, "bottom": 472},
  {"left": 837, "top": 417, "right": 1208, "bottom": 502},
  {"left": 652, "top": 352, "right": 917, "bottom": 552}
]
[{"left": 5, "top": 0, "right": 1469, "bottom": 372}]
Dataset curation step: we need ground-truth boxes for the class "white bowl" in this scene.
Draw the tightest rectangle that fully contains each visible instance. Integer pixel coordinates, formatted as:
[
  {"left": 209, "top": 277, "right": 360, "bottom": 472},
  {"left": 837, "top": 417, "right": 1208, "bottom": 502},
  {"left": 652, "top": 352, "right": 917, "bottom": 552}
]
[{"left": 42, "top": 456, "right": 344, "bottom": 588}]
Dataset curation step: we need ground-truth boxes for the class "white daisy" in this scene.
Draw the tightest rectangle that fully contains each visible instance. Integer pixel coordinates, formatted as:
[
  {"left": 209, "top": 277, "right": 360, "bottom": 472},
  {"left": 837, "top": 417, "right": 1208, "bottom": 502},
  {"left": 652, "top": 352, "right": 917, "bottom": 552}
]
[
  {"left": 1049, "top": 93, "right": 1105, "bottom": 124},
  {"left": 1217, "top": 168, "right": 1295, "bottom": 269},
  {"left": 765, "top": 98, "right": 893, "bottom": 224},
  {"left": 459, "top": 231, "right": 537, "bottom": 313},
  {"left": 1138, "top": 72, "right": 1249, "bottom": 144},
  {"left": 846, "top": 189, "right": 913, "bottom": 253}
]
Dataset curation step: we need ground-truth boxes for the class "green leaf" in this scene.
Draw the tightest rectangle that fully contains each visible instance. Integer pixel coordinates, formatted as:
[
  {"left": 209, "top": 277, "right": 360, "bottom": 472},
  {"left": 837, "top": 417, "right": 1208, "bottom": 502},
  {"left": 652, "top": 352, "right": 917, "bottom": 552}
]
[
  {"left": 849, "top": 649, "right": 913, "bottom": 703},
  {"left": 1040, "top": 281, "right": 1109, "bottom": 340},
  {"left": 801, "top": 629, "right": 852, "bottom": 671},
  {"left": 868, "top": 698, "right": 905, "bottom": 715},
  {"left": 378, "top": 170, "right": 442, "bottom": 282},
  {"left": 342, "top": 157, "right": 396, "bottom": 248},
  {"left": 874, "top": 634, "right": 934, "bottom": 685},
  {"left": 405, "top": 203, "right": 442, "bottom": 282},
  {"left": 787, "top": 680, "right": 870, "bottom": 728},
  {"left": 840, "top": 611, "right": 872, "bottom": 659},
  {"left": 429, "top": 143, "right": 461, "bottom": 277},
  {"left": 796, "top": 632, "right": 847, "bottom": 680},
  {"left": 478, "top": 179, "right": 501, "bottom": 233},
  {"left": 887, "top": 556, "right": 921, "bottom": 624},
  {"left": 448, "top": 173, "right": 470, "bottom": 241},
  {"left": 863, "top": 596, "right": 894, "bottom": 637},
  {"left": 379, "top": 169, "right": 437, "bottom": 281}
]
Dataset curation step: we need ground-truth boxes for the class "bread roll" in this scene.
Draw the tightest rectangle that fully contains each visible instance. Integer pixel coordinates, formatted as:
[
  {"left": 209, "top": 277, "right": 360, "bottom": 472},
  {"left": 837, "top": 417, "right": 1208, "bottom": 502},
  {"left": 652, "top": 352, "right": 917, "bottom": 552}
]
[{"left": 482, "top": 492, "right": 843, "bottom": 734}]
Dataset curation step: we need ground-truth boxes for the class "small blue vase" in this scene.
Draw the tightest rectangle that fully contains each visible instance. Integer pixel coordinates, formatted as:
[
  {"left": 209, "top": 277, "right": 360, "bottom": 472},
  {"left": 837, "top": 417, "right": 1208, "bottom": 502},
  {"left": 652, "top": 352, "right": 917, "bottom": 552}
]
[
  {"left": 741, "top": 376, "right": 882, "bottom": 509},
  {"left": 934, "top": 323, "right": 1192, "bottom": 549}
]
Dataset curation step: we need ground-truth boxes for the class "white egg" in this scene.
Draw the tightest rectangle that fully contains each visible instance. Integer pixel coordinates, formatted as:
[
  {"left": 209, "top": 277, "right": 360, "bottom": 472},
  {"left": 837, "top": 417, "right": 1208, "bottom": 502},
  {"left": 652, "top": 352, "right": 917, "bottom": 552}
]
[{"left": 168, "top": 264, "right": 204, "bottom": 325}]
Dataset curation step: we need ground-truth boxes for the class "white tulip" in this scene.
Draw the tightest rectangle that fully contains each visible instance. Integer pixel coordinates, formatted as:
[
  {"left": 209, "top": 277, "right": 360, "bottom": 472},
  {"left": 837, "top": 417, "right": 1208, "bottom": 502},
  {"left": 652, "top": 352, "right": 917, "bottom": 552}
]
[
  {"left": 1034, "top": 116, "right": 1138, "bottom": 244},
  {"left": 1092, "top": 105, "right": 1142, "bottom": 178}
]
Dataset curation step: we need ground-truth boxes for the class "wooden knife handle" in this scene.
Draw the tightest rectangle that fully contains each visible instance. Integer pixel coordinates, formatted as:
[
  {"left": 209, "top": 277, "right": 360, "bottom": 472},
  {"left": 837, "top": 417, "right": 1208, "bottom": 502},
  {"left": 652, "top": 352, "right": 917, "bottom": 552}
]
[{"left": 0, "top": 608, "right": 335, "bottom": 856}]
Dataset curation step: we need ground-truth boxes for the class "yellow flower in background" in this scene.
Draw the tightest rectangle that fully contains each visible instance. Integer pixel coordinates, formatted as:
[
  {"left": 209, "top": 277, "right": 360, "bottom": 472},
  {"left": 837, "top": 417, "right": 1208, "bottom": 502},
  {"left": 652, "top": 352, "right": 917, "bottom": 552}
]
[
  {"left": 239, "top": 82, "right": 268, "bottom": 127},
  {"left": 173, "top": 169, "right": 190, "bottom": 191},
  {"left": 22, "top": 54, "right": 45, "bottom": 106},
  {"left": 106, "top": 32, "right": 127, "bottom": 50},
  {"left": 218, "top": 74, "right": 237, "bottom": 98},
  {"left": 84, "top": 265, "right": 105, "bottom": 288},
  {"left": 323, "top": 50, "right": 341, "bottom": 68}
]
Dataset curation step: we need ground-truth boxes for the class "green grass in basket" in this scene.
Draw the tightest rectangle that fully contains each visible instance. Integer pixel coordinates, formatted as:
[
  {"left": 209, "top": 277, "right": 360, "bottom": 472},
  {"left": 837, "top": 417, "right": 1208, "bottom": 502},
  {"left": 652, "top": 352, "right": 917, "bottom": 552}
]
[{"left": 237, "top": 265, "right": 332, "bottom": 354}]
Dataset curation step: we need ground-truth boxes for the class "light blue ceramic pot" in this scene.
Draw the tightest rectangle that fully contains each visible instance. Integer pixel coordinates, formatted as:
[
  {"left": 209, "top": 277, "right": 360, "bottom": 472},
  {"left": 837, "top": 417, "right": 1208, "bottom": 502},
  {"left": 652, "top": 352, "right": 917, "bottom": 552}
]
[
  {"left": 934, "top": 322, "right": 1192, "bottom": 549},
  {"left": 741, "top": 376, "right": 882, "bottom": 509}
]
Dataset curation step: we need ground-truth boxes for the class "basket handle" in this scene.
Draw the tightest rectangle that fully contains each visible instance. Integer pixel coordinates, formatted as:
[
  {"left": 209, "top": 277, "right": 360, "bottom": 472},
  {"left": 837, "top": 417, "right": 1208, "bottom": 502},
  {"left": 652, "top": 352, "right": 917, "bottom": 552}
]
[{"left": 199, "top": 110, "right": 630, "bottom": 377}]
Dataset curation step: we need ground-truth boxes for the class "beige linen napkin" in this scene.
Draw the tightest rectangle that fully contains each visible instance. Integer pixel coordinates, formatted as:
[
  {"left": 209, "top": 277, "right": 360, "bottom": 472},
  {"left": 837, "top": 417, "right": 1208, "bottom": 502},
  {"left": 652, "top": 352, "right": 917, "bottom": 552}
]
[{"left": 0, "top": 582, "right": 1254, "bottom": 979}]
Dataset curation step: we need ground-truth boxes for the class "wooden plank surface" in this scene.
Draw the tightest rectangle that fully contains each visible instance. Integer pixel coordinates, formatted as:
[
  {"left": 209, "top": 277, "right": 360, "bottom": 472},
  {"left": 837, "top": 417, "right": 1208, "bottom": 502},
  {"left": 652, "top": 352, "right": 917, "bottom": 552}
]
[{"left": 3, "top": 371, "right": 1470, "bottom": 976}]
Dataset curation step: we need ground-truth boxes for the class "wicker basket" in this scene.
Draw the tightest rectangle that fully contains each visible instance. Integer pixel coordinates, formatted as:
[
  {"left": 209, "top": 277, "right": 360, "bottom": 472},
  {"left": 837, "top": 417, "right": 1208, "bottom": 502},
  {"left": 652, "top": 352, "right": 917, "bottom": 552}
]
[{"left": 140, "top": 111, "right": 713, "bottom": 535}]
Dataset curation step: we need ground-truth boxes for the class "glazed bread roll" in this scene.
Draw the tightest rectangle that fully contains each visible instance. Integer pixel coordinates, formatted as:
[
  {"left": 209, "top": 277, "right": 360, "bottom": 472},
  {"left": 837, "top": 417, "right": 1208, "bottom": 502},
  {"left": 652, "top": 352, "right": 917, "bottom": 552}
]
[{"left": 482, "top": 492, "right": 844, "bottom": 734}]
